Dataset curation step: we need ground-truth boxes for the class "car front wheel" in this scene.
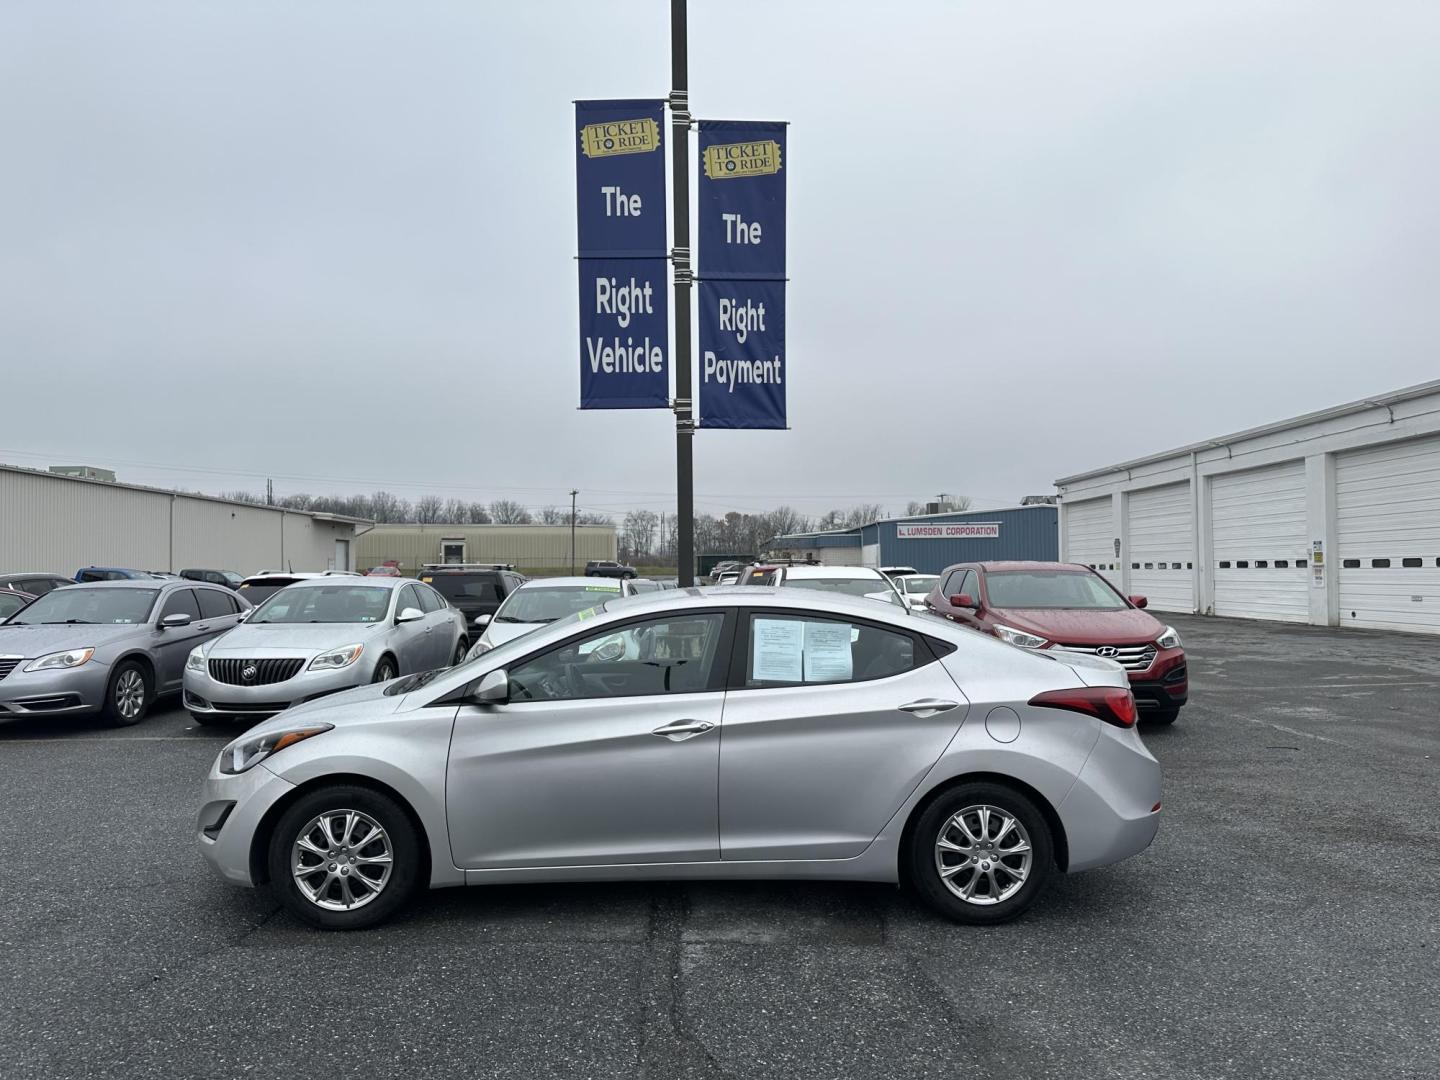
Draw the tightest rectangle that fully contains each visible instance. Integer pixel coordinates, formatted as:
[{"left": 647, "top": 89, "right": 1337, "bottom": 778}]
[
  {"left": 908, "top": 782, "right": 1055, "bottom": 925},
  {"left": 102, "top": 661, "right": 151, "bottom": 727},
  {"left": 267, "top": 785, "right": 422, "bottom": 930},
  {"left": 371, "top": 657, "right": 397, "bottom": 683}
]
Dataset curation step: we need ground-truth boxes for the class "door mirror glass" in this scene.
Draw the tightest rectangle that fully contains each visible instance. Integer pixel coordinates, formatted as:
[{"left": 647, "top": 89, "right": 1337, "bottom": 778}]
[
  {"left": 475, "top": 668, "right": 509, "bottom": 704},
  {"left": 160, "top": 612, "right": 192, "bottom": 629},
  {"left": 1129, "top": 595, "right": 1149, "bottom": 609},
  {"left": 950, "top": 593, "right": 977, "bottom": 609},
  {"left": 396, "top": 606, "right": 425, "bottom": 623}
]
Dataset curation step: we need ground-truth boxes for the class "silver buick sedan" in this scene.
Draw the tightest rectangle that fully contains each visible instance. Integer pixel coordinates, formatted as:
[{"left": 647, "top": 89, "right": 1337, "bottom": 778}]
[
  {"left": 184, "top": 577, "right": 467, "bottom": 726},
  {"left": 196, "top": 587, "right": 1161, "bottom": 930}
]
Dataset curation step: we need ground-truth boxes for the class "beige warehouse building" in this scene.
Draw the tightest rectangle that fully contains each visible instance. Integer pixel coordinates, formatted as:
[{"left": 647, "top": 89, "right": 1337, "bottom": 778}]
[
  {"left": 0, "top": 464, "right": 368, "bottom": 576},
  {"left": 355, "top": 523, "right": 618, "bottom": 574}
]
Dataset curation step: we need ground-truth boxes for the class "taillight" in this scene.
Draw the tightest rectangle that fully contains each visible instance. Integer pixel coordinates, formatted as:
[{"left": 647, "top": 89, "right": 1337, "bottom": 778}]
[{"left": 1028, "top": 686, "right": 1138, "bottom": 728}]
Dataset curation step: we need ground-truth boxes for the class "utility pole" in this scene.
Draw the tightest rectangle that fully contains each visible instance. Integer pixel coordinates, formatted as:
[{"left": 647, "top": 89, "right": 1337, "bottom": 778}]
[
  {"left": 266, "top": 478, "right": 273, "bottom": 506},
  {"left": 570, "top": 489, "right": 578, "bottom": 575},
  {"left": 670, "top": 0, "right": 695, "bottom": 586}
]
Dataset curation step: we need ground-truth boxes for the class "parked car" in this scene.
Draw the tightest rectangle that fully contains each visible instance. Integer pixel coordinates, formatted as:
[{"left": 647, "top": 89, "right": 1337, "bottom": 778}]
[
  {"left": 0, "top": 572, "right": 75, "bottom": 596},
  {"left": 0, "top": 589, "right": 36, "bottom": 621},
  {"left": 878, "top": 565, "right": 920, "bottom": 579},
  {"left": 418, "top": 565, "right": 527, "bottom": 638},
  {"left": 894, "top": 573, "right": 940, "bottom": 611},
  {"left": 180, "top": 569, "right": 245, "bottom": 590},
  {"left": 365, "top": 565, "right": 403, "bottom": 577},
  {"left": 925, "top": 561, "right": 1188, "bottom": 724},
  {"left": 74, "top": 566, "right": 156, "bottom": 583},
  {"left": 585, "top": 559, "right": 637, "bottom": 579},
  {"left": 741, "top": 564, "right": 906, "bottom": 607},
  {"left": 0, "top": 580, "right": 249, "bottom": 725},
  {"left": 235, "top": 572, "right": 344, "bottom": 605},
  {"left": 195, "top": 585, "right": 1160, "bottom": 930},
  {"left": 183, "top": 577, "right": 468, "bottom": 727},
  {"left": 713, "top": 570, "right": 742, "bottom": 586},
  {"left": 707, "top": 560, "right": 746, "bottom": 584},
  {"left": 466, "top": 576, "right": 641, "bottom": 656}
]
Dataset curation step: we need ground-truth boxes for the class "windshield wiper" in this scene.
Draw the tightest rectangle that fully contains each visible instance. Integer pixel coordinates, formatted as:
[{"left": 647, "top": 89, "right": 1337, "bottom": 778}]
[
  {"left": 42, "top": 619, "right": 95, "bottom": 625},
  {"left": 494, "top": 615, "right": 526, "bottom": 623}
]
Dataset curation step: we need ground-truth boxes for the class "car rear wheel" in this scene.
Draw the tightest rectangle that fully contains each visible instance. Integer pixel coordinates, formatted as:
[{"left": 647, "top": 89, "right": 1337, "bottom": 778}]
[
  {"left": 267, "top": 786, "right": 422, "bottom": 930},
  {"left": 908, "top": 782, "right": 1054, "bottom": 925},
  {"left": 102, "top": 661, "right": 151, "bottom": 727}
]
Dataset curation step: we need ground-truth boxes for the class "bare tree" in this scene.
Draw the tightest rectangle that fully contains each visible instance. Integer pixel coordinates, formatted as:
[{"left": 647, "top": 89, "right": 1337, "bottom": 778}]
[
  {"left": 538, "top": 506, "right": 567, "bottom": 526},
  {"left": 576, "top": 512, "right": 612, "bottom": 526},
  {"left": 441, "top": 498, "right": 468, "bottom": 523},
  {"left": 414, "top": 494, "right": 443, "bottom": 524},
  {"left": 489, "top": 499, "right": 532, "bottom": 525},
  {"left": 622, "top": 510, "right": 659, "bottom": 560},
  {"left": 466, "top": 502, "right": 492, "bottom": 524}
]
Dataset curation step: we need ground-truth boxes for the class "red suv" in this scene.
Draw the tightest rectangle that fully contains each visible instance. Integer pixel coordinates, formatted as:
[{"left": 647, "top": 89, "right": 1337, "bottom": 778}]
[{"left": 926, "top": 561, "right": 1188, "bottom": 724}]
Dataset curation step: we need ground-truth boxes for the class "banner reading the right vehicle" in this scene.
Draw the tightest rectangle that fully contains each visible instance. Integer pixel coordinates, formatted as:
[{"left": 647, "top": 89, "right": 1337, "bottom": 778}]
[{"left": 696, "top": 120, "right": 787, "bottom": 429}]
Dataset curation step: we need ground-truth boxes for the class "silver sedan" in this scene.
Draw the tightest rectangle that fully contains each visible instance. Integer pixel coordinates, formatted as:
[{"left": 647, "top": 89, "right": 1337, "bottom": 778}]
[
  {"left": 195, "top": 587, "right": 1161, "bottom": 929},
  {"left": 184, "top": 577, "right": 467, "bottom": 726}
]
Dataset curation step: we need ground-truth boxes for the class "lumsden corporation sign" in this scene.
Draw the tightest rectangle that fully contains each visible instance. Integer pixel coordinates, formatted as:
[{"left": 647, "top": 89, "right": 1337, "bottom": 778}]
[{"left": 895, "top": 522, "right": 1002, "bottom": 540}]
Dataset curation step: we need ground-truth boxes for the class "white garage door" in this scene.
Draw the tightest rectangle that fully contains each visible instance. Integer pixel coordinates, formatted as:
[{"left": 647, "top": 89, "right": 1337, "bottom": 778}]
[
  {"left": 1210, "top": 461, "right": 1309, "bottom": 622},
  {"left": 1126, "top": 483, "right": 1194, "bottom": 613},
  {"left": 1062, "top": 497, "right": 1118, "bottom": 585},
  {"left": 1335, "top": 435, "right": 1440, "bottom": 634}
]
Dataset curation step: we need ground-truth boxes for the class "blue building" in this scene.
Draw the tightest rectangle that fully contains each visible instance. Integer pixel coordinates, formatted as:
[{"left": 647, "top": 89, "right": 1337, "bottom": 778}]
[{"left": 765, "top": 505, "right": 1058, "bottom": 574}]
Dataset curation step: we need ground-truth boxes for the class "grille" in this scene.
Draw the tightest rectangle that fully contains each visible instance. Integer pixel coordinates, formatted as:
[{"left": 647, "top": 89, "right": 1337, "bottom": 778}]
[
  {"left": 0, "top": 657, "right": 20, "bottom": 682},
  {"left": 208, "top": 657, "right": 305, "bottom": 686},
  {"left": 210, "top": 701, "right": 291, "bottom": 713},
  {"left": 1053, "top": 643, "right": 1157, "bottom": 672}
]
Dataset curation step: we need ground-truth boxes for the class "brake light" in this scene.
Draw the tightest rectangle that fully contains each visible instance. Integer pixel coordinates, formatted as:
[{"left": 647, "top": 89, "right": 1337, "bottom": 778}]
[{"left": 1028, "top": 686, "right": 1138, "bottom": 728}]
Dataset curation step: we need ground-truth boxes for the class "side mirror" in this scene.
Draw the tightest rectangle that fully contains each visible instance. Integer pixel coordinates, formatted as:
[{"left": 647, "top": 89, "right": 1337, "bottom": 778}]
[
  {"left": 474, "top": 668, "right": 509, "bottom": 704},
  {"left": 396, "top": 607, "right": 425, "bottom": 623},
  {"left": 1129, "top": 595, "right": 1149, "bottom": 609},
  {"left": 474, "top": 613, "right": 492, "bottom": 626},
  {"left": 951, "top": 593, "right": 977, "bottom": 609},
  {"left": 160, "top": 612, "right": 192, "bottom": 629}
]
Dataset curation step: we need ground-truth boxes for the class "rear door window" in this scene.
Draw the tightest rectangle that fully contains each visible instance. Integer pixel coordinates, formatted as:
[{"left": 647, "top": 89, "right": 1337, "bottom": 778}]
[
  {"left": 196, "top": 589, "right": 235, "bottom": 619},
  {"left": 741, "top": 612, "right": 922, "bottom": 687}
]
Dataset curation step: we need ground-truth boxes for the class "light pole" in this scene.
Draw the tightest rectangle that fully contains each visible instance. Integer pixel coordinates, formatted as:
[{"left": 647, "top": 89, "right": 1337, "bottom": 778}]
[
  {"left": 570, "top": 489, "right": 579, "bottom": 574},
  {"left": 670, "top": 0, "right": 695, "bottom": 586}
]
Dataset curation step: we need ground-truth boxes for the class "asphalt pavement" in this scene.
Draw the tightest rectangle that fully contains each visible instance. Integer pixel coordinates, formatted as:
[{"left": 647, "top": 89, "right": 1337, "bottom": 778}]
[{"left": 1, "top": 614, "right": 1436, "bottom": 1079}]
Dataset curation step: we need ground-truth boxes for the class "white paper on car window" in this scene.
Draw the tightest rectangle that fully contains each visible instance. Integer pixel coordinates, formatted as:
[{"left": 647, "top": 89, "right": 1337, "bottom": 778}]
[
  {"left": 803, "top": 621, "right": 853, "bottom": 681},
  {"left": 752, "top": 618, "right": 804, "bottom": 682}
]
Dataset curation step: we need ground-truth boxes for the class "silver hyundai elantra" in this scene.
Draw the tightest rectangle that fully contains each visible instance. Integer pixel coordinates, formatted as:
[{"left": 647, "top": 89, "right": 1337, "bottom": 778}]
[{"left": 196, "top": 587, "right": 1161, "bottom": 929}]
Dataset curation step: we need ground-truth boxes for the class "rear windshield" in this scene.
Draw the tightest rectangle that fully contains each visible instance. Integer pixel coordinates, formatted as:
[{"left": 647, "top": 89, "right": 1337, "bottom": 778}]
[
  {"left": 237, "top": 577, "right": 303, "bottom": 605},
  {"left": 496, "top": 584, "right": 620, "bottom": 623},
  {"left": 424, "top": 573, "right": 501, "bottom": 603},
  {"left": 782, "top": 576, "right": 888, "bottom": 598},
  {"left": 9, "top": 587, "right": 158, "bottom": 625},
  {"left": 743, "top": 569, "right": 779, "bottom": 585},
  {"left": 250, "top": 585, "right": 393, "bottom": 624},
  {"left": 985, "top": 571, "right": 1124, "bottom": 610}
]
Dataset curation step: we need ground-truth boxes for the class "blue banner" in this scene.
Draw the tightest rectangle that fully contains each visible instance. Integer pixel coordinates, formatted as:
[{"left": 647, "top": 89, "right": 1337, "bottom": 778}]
[
  {"left": 576, "top": 100, "right": 668, "bottom": 409},
  {"left": 697, "top": 120, "right": 787, "bottom": 428},
  {"left": 698, "top": 279, "right": 785, "bottom": 429}
]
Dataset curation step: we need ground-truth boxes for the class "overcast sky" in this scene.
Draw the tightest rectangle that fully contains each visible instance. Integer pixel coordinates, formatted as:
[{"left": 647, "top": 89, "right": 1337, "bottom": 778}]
[{"left": 3, "top": 1, "right": 1437, "bottom": 520}]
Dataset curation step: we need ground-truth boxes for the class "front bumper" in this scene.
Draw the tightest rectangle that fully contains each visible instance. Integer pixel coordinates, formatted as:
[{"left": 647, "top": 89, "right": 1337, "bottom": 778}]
[
  {"left": 1128, "top": 648, "right": 1187, "bottom": 711},
  {"left": 0, "top": 660, "right": 112, "bottom": 717},
  {"left": 196, "top": 761, "right": 297, "bottom": 887},
  {"left": 183, "top": 659, "right": 369, "bottom": 719},
  {"left": 1059, "top": 722, "right": 1162, "bottom": 873}
]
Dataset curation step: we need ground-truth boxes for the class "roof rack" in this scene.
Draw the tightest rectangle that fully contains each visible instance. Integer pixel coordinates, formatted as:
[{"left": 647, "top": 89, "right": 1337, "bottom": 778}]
[{"left": 420, "top": 563, "right": 516, "bottom": 571}]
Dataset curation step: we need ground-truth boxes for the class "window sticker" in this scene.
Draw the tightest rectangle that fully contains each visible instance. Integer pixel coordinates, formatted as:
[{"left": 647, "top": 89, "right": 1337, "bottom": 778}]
[
  {"left": 584, "top": 585, "right": 621, "bottom": 592},
  {"left": 752, "top": 618, "right": 804, "bottom": 681},
  {"left": 803, "top": 621, "right": 853, "bottom": 681},
  {"left": 576, "top": 606, "right": 599, "bottom": 620}
]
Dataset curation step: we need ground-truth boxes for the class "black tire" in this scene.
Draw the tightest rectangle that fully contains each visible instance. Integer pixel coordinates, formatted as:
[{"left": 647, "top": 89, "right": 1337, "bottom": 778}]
[
  {"left": 371, "top": 656, "right": 397, "bottom": 683},
  {"left": 101, "top": 660, "right": 151, "bottom": 727},
  {"left": 266, "top": 785, "right": 422, "bottom": 930},
  {"left": 907, "top": 782, "right": 1055, "bottom": 925},
  {"left": 190, "top": 712, "right": 231, "bottom": 728},
  {"left": 451, "top": 639, "right": 469, "bottom": 666},
  {"left": 1144, "top": 706, "right": 1180, "bottom": 726}
]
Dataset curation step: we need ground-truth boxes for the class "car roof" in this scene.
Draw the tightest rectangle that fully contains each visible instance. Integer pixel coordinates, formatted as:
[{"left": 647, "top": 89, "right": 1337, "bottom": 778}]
[
  {"left": 518, "top": 576, "right": 622, "bottom": 589},
  {"left": 59, "top": 578, "right": 173, "bottom": 589},
  {"left": 281, "top": 576, "right": 407, "bottom": 590},
  {"left": 782, "top": 565, "right": 886, "bottom": 579},
  {"left": 597, "top": 585, "right": 932, "bottom": 626},
  {"left": 970, "top": 561, "right": 1095, "bottom": 573}
]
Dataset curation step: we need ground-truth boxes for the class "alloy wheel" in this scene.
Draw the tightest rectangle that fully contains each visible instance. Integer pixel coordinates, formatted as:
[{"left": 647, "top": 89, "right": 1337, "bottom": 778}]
[
  {"left": 115, "top": 669, "right": 145, "bottom": 719},
  {"left": 934, "top": 804, "right": 1033, "bottom": 905},
  {"left": 291, "top": 810, "right": 393, "bottom": 911}
]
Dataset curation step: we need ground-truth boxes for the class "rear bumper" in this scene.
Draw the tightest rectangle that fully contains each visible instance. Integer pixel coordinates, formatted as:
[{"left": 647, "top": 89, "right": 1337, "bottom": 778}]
[{"left": 1059, "top": 724, "right": 1162, "bottom": 872}]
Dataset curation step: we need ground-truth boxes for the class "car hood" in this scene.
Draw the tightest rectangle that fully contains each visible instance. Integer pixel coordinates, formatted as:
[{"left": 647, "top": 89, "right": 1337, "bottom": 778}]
[
  {"left": 0, "top": 622, "right": 146, "bottom": 658},
  {"left": 210, "top": 622, "right": 388, "bottom": 654},
  {"left": 277, "top": 679, "right": 405, "bottom": 724},
  {"left": 989, "top": 607, "right": 1164, "bottom": 646},
  {"left": 483, "top": 620, "right": 545, "bottom": 647}
]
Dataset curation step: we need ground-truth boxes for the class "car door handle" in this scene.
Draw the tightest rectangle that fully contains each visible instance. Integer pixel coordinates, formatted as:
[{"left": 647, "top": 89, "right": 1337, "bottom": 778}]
[
  {"left": 898, "top": 699, "right": 960, "bottom": 717},
  {"left": 651, "top": 720, "right": 715, "bottom": 741}
]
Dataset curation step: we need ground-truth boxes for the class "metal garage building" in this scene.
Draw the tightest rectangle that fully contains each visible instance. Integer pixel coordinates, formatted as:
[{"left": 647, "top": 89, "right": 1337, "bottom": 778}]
[
  {"left": 0, "top": 464, "right": 368, "bottom": 576},
  {"left": 766, "top": 505, "right": 1059, "bottom": 574},
  {"left": 1055, "top": 380, "right": 1440, "bottom": 634},
  {"left": 355, "top": 523, "right": 618, "bottom": 574}
]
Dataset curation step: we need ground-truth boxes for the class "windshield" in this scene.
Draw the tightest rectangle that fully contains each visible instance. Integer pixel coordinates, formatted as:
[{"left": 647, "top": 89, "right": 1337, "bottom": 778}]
[
  {"left": 250, "top": 585, "right": 393, "bottom": 624},
  {"left": 985, "top": 571, "right": 1125, "bottom": 610},
  {"left": 783, "top": 577, "right": 893, "bottom": 598},
  {"left": 9, "top": 587, "right": 158, "bottom": 625},
  {"left": 496, "top": 584, "right": 620, "bottom": 623},
  {"left": 426, "top": 574, "right": 501, "bottom": 603},
  {"left": 0, "top": 593, "right": 30, "bottom": 618},
  {"left": 902, "top": 575, "right": 939, "bottom": 594}
]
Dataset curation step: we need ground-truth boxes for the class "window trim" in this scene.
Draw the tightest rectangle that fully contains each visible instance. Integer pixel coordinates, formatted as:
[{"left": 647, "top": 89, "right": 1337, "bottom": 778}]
[{"left": 726, "top": 607, "right": 938, "bottom": 692}]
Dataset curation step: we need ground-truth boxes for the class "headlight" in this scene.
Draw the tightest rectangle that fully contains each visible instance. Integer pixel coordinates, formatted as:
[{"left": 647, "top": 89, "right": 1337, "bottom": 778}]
[
  {"left": 465, "top": 641, "right": 492, "bottom": 661},
  {"left": 1156, "top": 625, "right": 1182, "bottom": 650},
  {"left": 994, "top": 625, "right": 1048, "bottom": 649},
  {"left": 308, "top": 644, "right": 364, "bottom": 671},
  {"left": 218, "top": 724, "right": 333, "bottom": 775},
  {"left": 24, "top": 648, "right": 95, "bottom": 673},
  {"left": 186, "top": 645, "right": 207, "bottom": 672}
]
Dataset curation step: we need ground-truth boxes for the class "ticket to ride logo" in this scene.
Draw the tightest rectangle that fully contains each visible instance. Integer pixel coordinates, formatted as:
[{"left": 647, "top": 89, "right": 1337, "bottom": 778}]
[
  {"left": 580, "top": 118, "right": 661, "bottom": 158},
  {"left": 703, "top": 140, "right": 783, "bottom": 180}
]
